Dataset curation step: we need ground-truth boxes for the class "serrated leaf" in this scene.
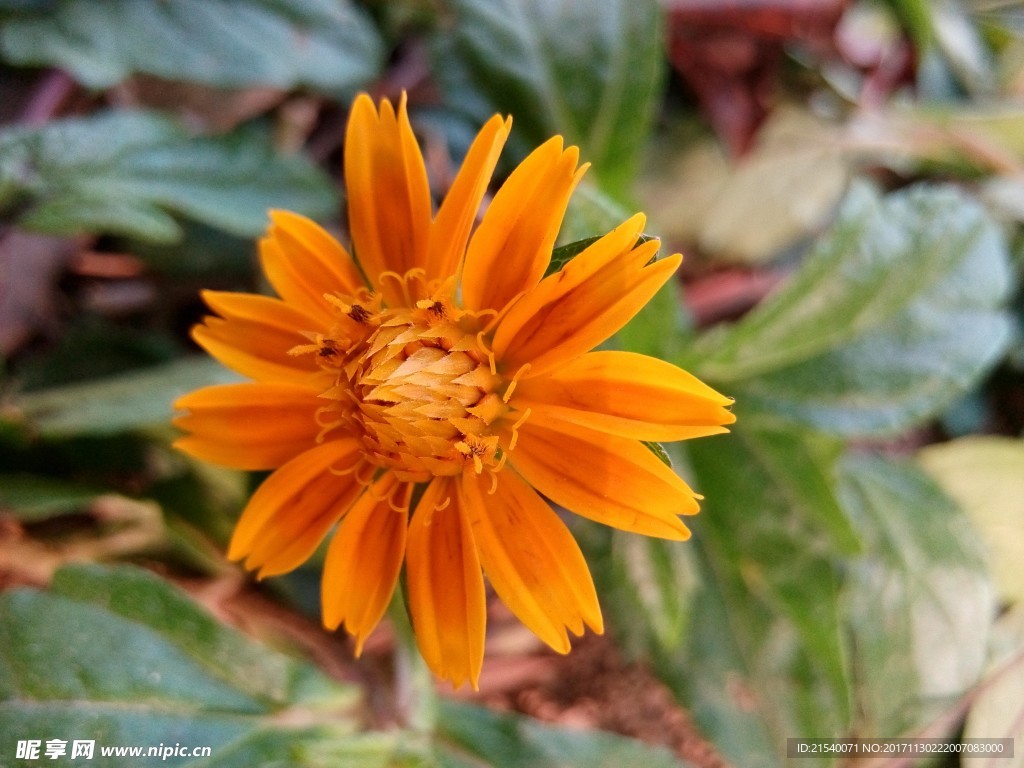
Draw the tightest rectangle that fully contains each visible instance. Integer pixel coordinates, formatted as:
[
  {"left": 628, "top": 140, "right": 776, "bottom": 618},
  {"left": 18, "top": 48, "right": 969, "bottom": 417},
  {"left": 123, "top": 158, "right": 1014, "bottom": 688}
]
[
  {"left": 836, "top": 454, "right": 994, "bottom": 738},
  {"left": 0, "top": 111, "right": 338, "bottom": 242},
  {"left": 15, "top": 357, "right": 242, "bottom": 437},
  {"left": 0, "top": 564, "right": 370, "bottom": 768},
  {"left": 689, "top": 184, "right": 1013, "bottom": 436},
  {"left": 435, "top": 700, "right": 692, "bottom": 768},
  {"left": 431, "top": 0, "right": 663, "bottom": 195},
  {"left": 0, "top": 0, "right": 382, "bottom": 95},
  {"left": 918, "top": 436, "right": 1024, "bottom": 604},
  {"left": 668, "top": 421, "right": 855, "bottom": 767}
]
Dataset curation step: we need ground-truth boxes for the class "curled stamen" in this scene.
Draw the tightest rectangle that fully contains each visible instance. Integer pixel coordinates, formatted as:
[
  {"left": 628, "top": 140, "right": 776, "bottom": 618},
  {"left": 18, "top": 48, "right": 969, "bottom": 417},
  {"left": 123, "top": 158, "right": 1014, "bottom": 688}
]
[
  {"left": 388, "top": 483, "right": 412, "bottom": 514},
  {"left": 502, "top": 363, "right": 532, "bottom": 403},
  {"left": 329, "top": 456, "right": 367, "bottom": 476},
  {"left": 507, "top": 407, "right": 532, "bottom": 452},
  {"left": 354, "top": 461, "right": 377, "bottom": 487},
  {"left": 434, "top": 495, "right": 452, "bottom": 512},
  {"left": 475, "top": 330, "right": 497, "bottom": 375}
]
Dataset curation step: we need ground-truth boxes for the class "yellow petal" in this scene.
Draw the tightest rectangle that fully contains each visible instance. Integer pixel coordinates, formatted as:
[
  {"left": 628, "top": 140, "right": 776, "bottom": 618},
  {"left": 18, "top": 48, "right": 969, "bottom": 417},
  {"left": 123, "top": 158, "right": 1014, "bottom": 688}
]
[
  {"left": 228, "top": 439, "right": 364, "bottom": 576},
  {"left": 502, "top": 416, "right": 698, "bottom": 539},
  {"left": 406, "top": 477, "right": 486, "bottom": 689},
  {"left": 426, "top": 114, "right": 511, "bottom": 282},
  {"left": 192, "top": 291, "right": 319, "bottom": 384},
  {"left": 321, "top": 474, "right": 407, "bottom": 654},
  {"left": 345, "top": 93, "right": 431, "bottom": 302},
  {"left": 173, "top": 382, "right": 322, "bottom": 469},
  {"left": 461, "top": 469, "right": 602, "bottom": 653},
  {"left": 513, "top": 350, "right": 735, "bottom": 442},
  {"left": 492, "top": 217, "right": 683, "bottom": 377},
  {"left": 260, "top": 211, "right": 364, "bottom": 324},
  {"left": 462, "top": 137, "right": 586, "bottom": 313}
]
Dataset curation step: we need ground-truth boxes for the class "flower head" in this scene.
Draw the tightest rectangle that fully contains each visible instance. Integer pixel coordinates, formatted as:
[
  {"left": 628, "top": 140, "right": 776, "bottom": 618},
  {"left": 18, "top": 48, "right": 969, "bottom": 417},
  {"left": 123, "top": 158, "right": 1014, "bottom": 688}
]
[{"left": 174, "top": 94, "right": 735, "bottom": 688}]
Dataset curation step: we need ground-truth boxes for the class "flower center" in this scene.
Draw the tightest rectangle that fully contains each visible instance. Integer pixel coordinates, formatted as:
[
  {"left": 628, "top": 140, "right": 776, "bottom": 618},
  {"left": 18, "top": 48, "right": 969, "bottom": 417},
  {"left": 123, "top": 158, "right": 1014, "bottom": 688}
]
[{"left": 293, "top": 276, "right": 510, "bottom": 483}]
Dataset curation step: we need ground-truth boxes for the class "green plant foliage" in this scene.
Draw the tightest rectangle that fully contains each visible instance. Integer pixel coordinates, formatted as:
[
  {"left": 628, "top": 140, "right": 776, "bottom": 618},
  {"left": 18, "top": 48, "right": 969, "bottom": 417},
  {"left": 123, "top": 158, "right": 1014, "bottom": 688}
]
[
  {"left": 14, "top": 357, "right": 241, "bottom": 438},
  {"left": 0, "top": 0, "right": 383, "bottom": 95},
  {"left": 672, "top": 421, "right": 853, "bottom": 767},
  {"left": 688, "top": 184, "right": 1014, "bottom": 436},
  {"left": 0, "top": 564, "right": 372, "bottom": 768},
  {"left": 430, "top": 0, "right": 664, "bottom": 196},
  {"left": 435, "top": 700, "right": 692, "bottom": 768},
  {"left": 0, "top": 111, "right": 338, "bottom": 243},
  {"left": 837, "top": 455, "right": 993, "bottom": 738},
  {"left": 0, "top": 474, "right": 104, "bottom": 521}
]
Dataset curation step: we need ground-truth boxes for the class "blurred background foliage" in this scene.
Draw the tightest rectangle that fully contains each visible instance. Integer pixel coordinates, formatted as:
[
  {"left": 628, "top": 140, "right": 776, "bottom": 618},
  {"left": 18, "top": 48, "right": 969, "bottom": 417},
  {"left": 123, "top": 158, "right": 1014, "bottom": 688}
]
[{"left": 1, "top": 1, "right": 1023, "bottom": 766}]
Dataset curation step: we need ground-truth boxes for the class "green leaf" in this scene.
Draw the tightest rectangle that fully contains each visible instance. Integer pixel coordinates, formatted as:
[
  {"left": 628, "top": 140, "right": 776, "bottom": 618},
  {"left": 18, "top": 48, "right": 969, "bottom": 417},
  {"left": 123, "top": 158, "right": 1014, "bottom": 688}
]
[
  {"left": 546, "top": 231, "right": 659, "bottom": 278},
  {"left": 0, "top": 0, "right": 382, "bottom": 95},
  {"left": 918, "top": 436, "right": 1024, "bottom": 604},
  {"left": 431, "top": 0, "right": 664, "bottom": 195},
  {"left": 0, "top": 474, "right": 103, "bottom": 521},
  {"left": 0, "top": 111, "right": 338, "bottom": 242},
  {"left": 0, "top": 563, "right": 373, "bottom": 768},
  {"left": 836, "top": 454, "right": 994, "bottom": 738},
  {"left": 689, "top": 184, "right": 1013, "bottom": 436},
  {"left": 435, "top": 700, "right": 692, "bottom": 768},
  {"left": 575, "top": 523, "right": 698, "bottom": 662},
  {"left": 668, "top": 421, "right": 856, "bottom": 766},
  {"left": 15, "top": 357, "right": 241, "bottom": 437}
]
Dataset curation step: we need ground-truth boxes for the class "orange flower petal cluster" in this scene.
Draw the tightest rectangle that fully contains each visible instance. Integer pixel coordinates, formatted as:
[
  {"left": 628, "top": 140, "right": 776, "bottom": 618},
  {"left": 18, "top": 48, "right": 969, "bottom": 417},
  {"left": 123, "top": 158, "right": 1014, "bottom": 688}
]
[{"left": 174, "top": 94, "right": 735, "bottom": 688}]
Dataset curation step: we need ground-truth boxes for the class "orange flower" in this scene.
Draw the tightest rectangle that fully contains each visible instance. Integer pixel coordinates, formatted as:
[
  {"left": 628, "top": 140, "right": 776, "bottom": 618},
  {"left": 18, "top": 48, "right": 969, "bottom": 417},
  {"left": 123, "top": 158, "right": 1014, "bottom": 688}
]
[{"left": 173, "top": 94, "right": 735, "bottom": 688}]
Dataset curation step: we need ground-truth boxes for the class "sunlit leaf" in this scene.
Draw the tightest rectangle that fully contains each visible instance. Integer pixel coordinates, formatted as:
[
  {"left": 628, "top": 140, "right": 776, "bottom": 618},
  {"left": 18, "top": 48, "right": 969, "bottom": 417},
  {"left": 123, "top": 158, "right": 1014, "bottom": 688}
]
[
  {"left": 431, "top": 0, "right": 664, "bottom": 195},
  {"left": 962, "top": 606, "right": 1024, "bottom": 767},
  {"left": 0, "top": 0, "right": 382, "bottom": 95},
  {"left": 0, "top": 111, "right": 338, "bottom": 242},
  {"left": 689, "top": 184, "right": 1013, "bottom": 436},
  {"left": 837, "top": 454, "right": 994, "bottom": 737},
  {"left": 918, "top": 436, "right": 1024, "bottom": 604}
]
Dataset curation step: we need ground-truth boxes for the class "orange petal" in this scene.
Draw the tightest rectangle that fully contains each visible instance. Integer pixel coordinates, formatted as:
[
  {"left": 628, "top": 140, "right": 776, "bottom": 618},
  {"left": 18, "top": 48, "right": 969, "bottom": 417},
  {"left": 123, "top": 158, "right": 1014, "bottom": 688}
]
[
  {"left": 501, "top": 416, "right": 698, "bottom": 540},
  {"left": 321, "top": 474, "right": 408, "bottom": 654},
  {"left": 462, "top": 137, "right": 586, "bottom": 313},
  {"left": 228, "top": 439, "right": 364, "bottom": 577},
  {"left": 345, "top": 93, "right": 431, "bottom": 302},
  {"left": 461, "top": 470, "right": 602, "bottom": 653},
  {"left": 492, "top": 216, "right": 682, "bottom": 377},
  {"left": 260, "top": 211, "right": 364, "bottom": 325},
  {"left": 406, "top": 477, "right": 486, "bottom": 689},
  {"left": 426, "top": 114, "right": 511, "bottom": 282},
  {"left": 173, "top": 382, "right": 322, "bottom": 469},
  {"left": 513, "top": 350, "right": 735, "bottom": 442},
  {"left": 193, "top": 291, "right": 320, "bottom": 384}
]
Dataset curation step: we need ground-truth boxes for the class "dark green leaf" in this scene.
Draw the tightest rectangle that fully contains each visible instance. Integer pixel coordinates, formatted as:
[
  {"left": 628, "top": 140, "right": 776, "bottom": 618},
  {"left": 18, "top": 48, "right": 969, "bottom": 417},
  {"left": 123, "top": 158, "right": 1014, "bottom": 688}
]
[
  {"left": 435, "top": 700, "right": 692, "bottom": 768},
  {"left": 667, "top": 421, "right": 856, "bottom": 766},
  {"left": 0, "top": 111, "right": 338, "bottom": 242},
  {"left": 836, "top": 454, "right": 993, "bottom": 738},
  {"left": 546, "top": 231, "right": 659, "bottom": 277},
  {"left": 15, "top": 357, "right": 241, "bottom": 437},
  {"left": 0, "top": 564, "right": 374, "bottom": 768},
  {"left": 0, "top": 474, "right": 103, "bottom": 521},
  {"left": 431, "top": 0, "right": 664, "bottom": 195},
  {"left": 0, "top": 0, "right": 382, "bottom": 95},
  {"left": 642, "top": 441, "right": 672, "bottom": 468},
  {"left": 689, "top": 184, "right": 1013, "bottom": 436}
]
